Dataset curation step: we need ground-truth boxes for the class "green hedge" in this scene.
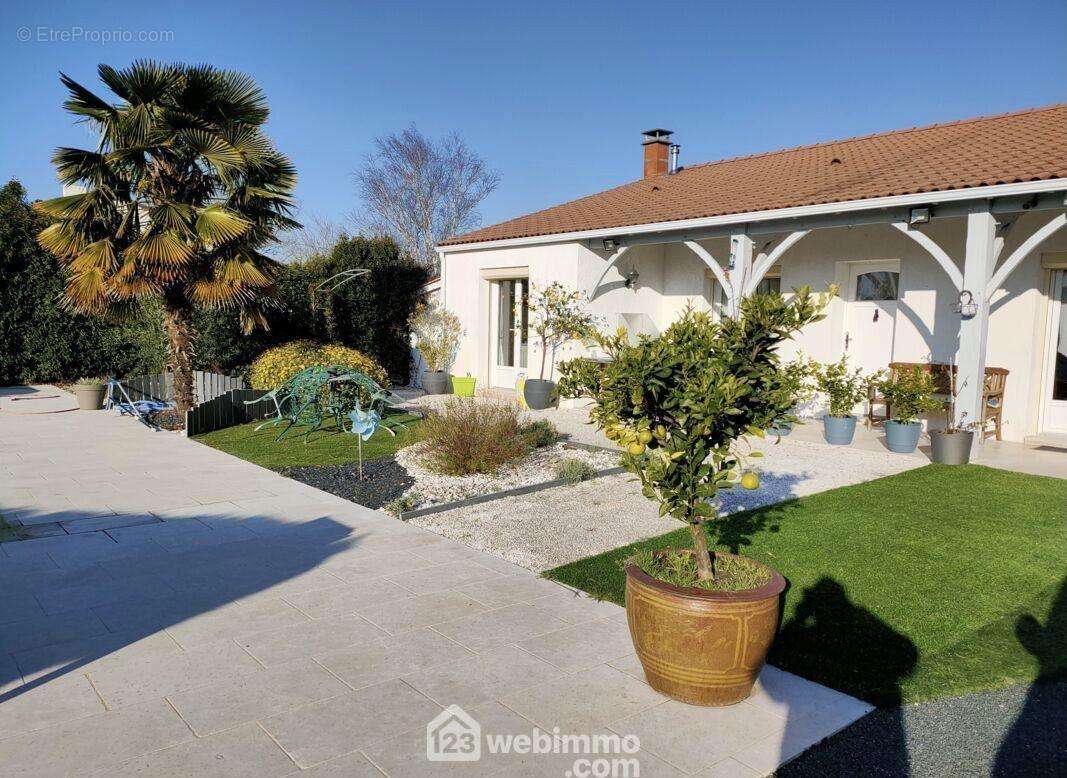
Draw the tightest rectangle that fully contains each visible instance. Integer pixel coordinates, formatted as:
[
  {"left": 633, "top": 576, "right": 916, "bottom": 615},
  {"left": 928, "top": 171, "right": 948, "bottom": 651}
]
[{"left": 1, "top": 180, "right": 429, "bottom": 386}]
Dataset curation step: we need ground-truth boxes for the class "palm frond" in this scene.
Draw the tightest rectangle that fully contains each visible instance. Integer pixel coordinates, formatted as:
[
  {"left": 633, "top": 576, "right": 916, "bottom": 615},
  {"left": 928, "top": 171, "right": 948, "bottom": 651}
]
[
  {"left": 124, "top": 231, "right": 192, "bottom": 266},
  {"left": 59, "top": 73, "right": 116, "bottom": 123},
  {"left": 37, "top": 222, "right": 87, "bottom": 258},
  {"left": 195, "top": 205, "right": 251, "bottom": 244}
]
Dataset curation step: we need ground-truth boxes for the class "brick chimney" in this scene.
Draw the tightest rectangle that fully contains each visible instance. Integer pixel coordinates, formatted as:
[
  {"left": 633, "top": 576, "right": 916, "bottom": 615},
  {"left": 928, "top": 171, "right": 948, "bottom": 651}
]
[{"left": 642, "top": 129, "right": 673, "bottom": 178}]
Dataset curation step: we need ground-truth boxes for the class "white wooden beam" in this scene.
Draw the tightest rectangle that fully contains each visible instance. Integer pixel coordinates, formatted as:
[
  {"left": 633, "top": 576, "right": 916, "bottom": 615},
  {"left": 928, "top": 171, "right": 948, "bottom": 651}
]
[
  {"left": 745, "top": 230, "right": 810, "bottom": 295},
  {"left": 955, "top": 206, "right": 997, "bottom": 448},
  {"left": 986, "top": 212, "right": 1067, "bottom": 296},
  {"left": 586, "top": 245, "right": 630, "bottom": 301},
  {"left": 729, "top": 234, "right": 754, "bottom": 317},
  {"left": 683, "top": 240, "right": 733, "bottom": 309},
  {"left": 890, "top": 222, "right": 963, "bottom": 290}
]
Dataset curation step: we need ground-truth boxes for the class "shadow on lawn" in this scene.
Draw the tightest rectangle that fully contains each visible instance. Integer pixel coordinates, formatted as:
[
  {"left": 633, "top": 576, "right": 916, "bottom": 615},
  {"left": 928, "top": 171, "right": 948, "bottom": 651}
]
[
  {"left": 993, "top": 575, "right": 1067, "bottom": 775},
  {"left": 0, "top": 507, "right": 394, "bottom": 705}
]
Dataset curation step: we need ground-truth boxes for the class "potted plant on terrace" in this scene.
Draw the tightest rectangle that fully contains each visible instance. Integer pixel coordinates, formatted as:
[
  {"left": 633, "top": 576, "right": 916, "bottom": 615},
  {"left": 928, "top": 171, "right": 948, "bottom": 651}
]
[
  {"left": 815, "top": 356, "right": 872, "bottom": 445},
  {"left": 71, "top": 376, "right": 108, "bottom": 410},
  {"left": 876, "top": 367, "right": 941, "bottom": 454},
  {"left": 766, "top": 356, "right": 816, "bottom": 437},
  {"left": 410, "top": 304, "right": 463, "bottom": 395},
  {"left": 525, "top": 282, "right": 596, "bottom": 410},
  {"left": 930, "top": 365, "right": 979, "bottom": 464},
  {"left": 559, "top": 288, "right": 827, "bottom": 706}
]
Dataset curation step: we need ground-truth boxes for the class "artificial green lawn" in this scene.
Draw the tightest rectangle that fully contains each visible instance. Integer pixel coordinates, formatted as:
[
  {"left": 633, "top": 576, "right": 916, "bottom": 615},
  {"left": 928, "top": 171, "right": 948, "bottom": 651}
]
[
  {"left": 193, "top": 413, "right": 422, "bottom": 469},
  {"left": 546, "top": 464, "right": 1066, "bottom": 706}
]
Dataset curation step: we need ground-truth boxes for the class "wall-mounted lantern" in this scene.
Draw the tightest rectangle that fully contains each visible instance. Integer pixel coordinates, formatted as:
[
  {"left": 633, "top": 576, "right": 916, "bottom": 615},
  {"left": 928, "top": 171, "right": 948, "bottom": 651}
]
[
  {"left": 624, "top": 267, "right": 640, "bottom": 290},
  {"left": 953, "top": 290, "right": 979, "bottom": 318},
  {"left": 909, "top": 207, "right": 931, "bottom": 225}
]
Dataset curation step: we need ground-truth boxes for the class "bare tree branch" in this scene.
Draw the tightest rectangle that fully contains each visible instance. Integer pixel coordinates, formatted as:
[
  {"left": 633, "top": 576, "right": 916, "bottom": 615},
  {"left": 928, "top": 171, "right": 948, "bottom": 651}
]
[{"left": 356, "top": 126, "right": 499, "bottom": 272}]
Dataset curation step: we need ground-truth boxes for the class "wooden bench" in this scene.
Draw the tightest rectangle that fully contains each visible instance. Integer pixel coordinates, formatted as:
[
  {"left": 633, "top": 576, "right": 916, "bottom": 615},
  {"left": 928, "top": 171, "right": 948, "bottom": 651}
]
[{"left": 867, "top": 362, "right": 1009, "bottom": 440}]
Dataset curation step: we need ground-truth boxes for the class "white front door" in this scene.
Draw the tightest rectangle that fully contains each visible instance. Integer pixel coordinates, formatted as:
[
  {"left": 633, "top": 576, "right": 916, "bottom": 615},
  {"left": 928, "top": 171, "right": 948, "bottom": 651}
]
[
  {"left": 489, "top": 278, "right": 528, "bottom": 389},
  {"left": 844, "top": 261, "right": 900, "bottom": 377},
  {"left": 1039, "top": 270, "right": 1067, "bottom": 433}
]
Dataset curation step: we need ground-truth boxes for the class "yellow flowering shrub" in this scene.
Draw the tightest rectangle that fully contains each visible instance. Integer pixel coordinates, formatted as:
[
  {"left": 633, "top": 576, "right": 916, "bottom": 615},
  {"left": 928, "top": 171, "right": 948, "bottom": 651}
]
[{"left": 247, "top": 340, "right": 388, "bottom": 391}]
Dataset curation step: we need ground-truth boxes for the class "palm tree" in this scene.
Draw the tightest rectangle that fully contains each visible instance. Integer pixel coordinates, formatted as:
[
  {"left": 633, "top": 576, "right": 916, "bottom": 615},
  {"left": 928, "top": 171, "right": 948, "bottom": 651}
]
[{"left": 35, "top": 60, "right": 298, "bottom": 411}]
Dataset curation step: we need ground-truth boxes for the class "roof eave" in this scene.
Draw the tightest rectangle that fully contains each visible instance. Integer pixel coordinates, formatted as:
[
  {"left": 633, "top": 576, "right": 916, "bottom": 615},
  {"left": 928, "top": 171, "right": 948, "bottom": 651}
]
[{"left": 437, "top": 178, "right": 1067, "bottom": 254}]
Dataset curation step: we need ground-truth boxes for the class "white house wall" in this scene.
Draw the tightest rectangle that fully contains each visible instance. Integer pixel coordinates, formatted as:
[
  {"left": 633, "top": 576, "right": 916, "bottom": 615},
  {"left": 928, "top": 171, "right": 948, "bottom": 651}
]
[{"left": 443, "top": 211, "right": 1067, "bottom": 442}]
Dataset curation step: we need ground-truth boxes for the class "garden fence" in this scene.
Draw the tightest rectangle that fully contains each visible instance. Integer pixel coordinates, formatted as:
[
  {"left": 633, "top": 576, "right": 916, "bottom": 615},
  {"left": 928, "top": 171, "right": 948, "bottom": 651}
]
[
  {"left": 185, "top": 388, "right": 273, "bottom": 436},
  {"left": 121, "top": 370, "right": 244, "bottom": 404}
]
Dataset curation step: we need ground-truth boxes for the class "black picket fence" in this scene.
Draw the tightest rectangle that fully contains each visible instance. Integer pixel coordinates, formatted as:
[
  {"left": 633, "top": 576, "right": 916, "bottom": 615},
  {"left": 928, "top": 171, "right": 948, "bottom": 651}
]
[
  {"left": 185, "top": 388, "right": 274, "bottom": 436},
  {"left": 121, "top": 370, "right": 244, "bottom": 404}
]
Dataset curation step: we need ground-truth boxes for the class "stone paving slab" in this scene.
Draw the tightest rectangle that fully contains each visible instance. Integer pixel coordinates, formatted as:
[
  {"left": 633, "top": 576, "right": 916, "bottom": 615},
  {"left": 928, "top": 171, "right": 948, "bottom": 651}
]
[{"left": 0, "top": 387, "right": 874, "bottom": 776}]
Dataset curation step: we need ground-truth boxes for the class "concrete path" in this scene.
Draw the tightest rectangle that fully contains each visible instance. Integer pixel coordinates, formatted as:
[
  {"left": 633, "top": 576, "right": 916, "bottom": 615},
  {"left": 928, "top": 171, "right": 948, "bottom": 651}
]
[{"left": 1, "top": 387, "right": 872, "bottom": 776}]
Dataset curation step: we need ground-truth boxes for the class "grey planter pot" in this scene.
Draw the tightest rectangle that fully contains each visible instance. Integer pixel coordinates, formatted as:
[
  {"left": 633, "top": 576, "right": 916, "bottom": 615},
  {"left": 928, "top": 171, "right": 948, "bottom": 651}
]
[
  {"left": 523, "top": 379, "right": 556, "bottom": 410},
  {"left": 72, "top": 383, "right": 107, "bottom": 410},
  {"left": 930, "top": 430, "right": 974, "bottom": 464},
  {"left": 422, "top": 371, "right": 451, "bottom": 395},
  {"left": 823, "top": 415, "right": 857, "bottom": 445},
  {"left": 885, "top": 420, "right": 923, "bottom": 453}
]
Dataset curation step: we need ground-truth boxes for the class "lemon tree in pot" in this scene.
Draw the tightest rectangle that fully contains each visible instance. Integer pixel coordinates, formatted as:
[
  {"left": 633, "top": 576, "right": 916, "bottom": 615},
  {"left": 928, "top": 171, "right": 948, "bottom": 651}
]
[
  {"left": 876, "top": 367, "right": 941, "bottom": 453},
  {"left": 766, "top": 356, "right": 816, "bottom": 437},
  {"left": 559, "top": 288, "right": 827, "bottom": 706},
  {"left": 525, "top": 282, "right": 596, "bottom": 410},
  {"left": 815, "top": 356, "right": 872, "bottom": 445},
  {"left": 410, "top": 304, "right": 463, "bottom": 396}
]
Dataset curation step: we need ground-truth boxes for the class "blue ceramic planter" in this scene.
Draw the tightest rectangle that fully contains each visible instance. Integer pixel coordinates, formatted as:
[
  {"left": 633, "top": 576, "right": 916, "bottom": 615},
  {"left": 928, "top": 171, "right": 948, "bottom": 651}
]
[
  {"left": 823, "top": 415, "right": 857, "bottom": 445},
  {"left": 885, "top": 420, "right": 922, "bottom": 453}
]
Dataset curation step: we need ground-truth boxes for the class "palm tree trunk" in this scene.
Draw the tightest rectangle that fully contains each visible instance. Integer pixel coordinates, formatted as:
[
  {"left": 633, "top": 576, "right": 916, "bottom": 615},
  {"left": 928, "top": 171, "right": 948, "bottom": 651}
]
[
  {"left": 162, "top": 301, "right": 196, "bottom": 413},
  {"left": 689, "top": 520, "right": 716, "bottom": 581}
]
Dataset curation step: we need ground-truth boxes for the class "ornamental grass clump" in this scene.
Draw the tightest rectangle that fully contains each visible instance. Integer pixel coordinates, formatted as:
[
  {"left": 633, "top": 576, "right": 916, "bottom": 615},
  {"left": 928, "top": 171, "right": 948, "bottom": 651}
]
[
  {"left": 418, "top": 399, "right": 528, "bottom": 475},
  {"left": 560, "top": 288, "right": 828, "bottom": 582},
  {"left": 877, "top": 367, "right": 941, "bottom": 424}
]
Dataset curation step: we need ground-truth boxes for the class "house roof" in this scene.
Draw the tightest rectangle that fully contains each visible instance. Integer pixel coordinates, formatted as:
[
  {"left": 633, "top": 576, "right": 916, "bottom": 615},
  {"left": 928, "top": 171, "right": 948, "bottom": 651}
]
[{"left": 441, "top": 105, "right": 1067, "bottom": 247}]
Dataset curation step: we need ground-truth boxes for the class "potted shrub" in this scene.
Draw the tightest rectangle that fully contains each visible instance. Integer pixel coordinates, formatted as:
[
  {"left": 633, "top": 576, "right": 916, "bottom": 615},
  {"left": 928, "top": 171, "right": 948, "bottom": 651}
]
[
  {"left": 814, "top": 357, "right": 872, "bottom": 445},
  {"left": 876, "top": 367, "right": 941, "bottom": 454},
  {"left": 930, "top": 366, "right": 979, "bottom": 464},
  {"left": 410, "top": 304, "right": 463, "bottom": 395},
  {"left": 766, "top": 356, "right": 815, "bottom": 437},
  {"left": 559, "top": 289, "right": 827, "bottom": 706},
  {"left": 71, "top": 377, "right": 108, "bottom": 410},
  {"left": 525, "top": 282, "right": 596, "bottom": 410}
]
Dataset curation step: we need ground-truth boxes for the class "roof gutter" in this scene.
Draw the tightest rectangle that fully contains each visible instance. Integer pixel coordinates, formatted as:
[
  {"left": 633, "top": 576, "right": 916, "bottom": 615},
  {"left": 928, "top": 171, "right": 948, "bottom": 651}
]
[{"left": 437, "top": 178, "right": 1067, "bottom": 254}]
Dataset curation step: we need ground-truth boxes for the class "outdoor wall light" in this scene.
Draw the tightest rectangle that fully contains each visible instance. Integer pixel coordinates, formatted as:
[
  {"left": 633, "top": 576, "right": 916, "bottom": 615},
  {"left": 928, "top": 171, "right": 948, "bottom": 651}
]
[
  {"left": 602, "top": 238, "right": 618, "bottom": 252},
  {"left": 624, "top": 268, "right": 640, "bottom": 289},
  {"left": 953, "top": 290, "right": 979, "bottom": 318},
  {"left": 909, "top": 207, "right": 931, "bottom": 225}
]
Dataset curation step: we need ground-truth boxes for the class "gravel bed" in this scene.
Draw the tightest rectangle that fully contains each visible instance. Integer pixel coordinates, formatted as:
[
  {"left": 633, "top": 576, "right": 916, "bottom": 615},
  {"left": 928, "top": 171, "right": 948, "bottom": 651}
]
[
  {"left": 406, "top": 436, "right": 925, "bottom": 571},
  {"left": 394, "top": 441, "right": 619, "bottom": 509},
  {"left": 277, "top": 458, "right": 413, "bottom": 510}
]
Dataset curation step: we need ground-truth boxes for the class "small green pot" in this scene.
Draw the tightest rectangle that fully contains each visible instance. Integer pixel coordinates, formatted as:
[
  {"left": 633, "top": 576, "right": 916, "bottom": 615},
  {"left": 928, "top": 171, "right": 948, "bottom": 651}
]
[{"left": 451, "top": 375, "right": 477, "bottom": 397}]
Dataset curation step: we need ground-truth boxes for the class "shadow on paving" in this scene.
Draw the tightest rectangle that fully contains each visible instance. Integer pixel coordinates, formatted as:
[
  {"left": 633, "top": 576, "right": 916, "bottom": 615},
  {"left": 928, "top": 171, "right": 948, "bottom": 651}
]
[{"left": 0, "top": 509, "right": 380, "bottom": 702}]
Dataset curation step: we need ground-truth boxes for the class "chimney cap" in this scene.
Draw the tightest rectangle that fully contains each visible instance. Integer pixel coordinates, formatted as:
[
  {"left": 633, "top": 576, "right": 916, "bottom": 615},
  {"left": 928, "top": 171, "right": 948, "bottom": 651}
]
[{"left": 641, "top": 128, "right": 673, "bottom": 144}]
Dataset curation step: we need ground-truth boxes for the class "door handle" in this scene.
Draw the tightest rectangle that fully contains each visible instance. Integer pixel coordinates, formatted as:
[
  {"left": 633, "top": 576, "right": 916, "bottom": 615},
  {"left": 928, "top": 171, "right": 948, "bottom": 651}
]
[
  {"left": 873, "top": 309, "right": 880, "bottom": 322},
  {"left": 844, "top": 332, "right": 851, "bottom": 350}
]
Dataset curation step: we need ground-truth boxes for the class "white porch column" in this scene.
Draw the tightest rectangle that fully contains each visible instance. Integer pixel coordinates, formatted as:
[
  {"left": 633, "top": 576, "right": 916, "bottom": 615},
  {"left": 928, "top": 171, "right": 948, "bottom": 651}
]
[
  {"left": 728, "top": 234, "right": 754, "bottom": 317},
  {"left": 956, "top": 205, "right": 998, "bottom": 443}
]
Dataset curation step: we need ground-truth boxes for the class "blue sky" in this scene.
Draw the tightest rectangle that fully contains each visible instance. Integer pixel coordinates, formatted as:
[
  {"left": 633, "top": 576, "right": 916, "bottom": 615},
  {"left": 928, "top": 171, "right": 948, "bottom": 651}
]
[{"left": 2, "top": 0, "right": 1064, "bottom": 234}]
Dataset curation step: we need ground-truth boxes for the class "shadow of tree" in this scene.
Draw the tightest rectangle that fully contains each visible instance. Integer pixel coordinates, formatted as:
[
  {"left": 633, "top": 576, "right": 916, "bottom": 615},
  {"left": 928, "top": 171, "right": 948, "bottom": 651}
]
[{"left": 992, "top": 575, "right": 1067, "bottom": 775}]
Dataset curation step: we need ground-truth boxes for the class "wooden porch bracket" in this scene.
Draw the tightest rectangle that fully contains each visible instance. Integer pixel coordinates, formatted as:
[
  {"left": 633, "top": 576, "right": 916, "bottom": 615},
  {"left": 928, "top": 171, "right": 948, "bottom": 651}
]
[
  {"left": 745, "top": 230, "right": 811, "bottom": 296},
  {"left": 586, "top": 245, "right": 630, "bottom": 301},
  {"left": 890, "top": 222, "right": 964, "bottom": 289},
  {"left": 986, "top": 212, "right": 1067, "bottom": 296}
]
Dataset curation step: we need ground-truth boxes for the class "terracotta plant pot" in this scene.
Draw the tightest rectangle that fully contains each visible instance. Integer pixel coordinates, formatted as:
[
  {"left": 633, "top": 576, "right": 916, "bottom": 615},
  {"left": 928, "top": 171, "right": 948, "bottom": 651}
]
[
  {"left": 422, "top": 371, "right": 451, "bottom": 395},
  {"left": 72, "top": 383, "right": 107, "bottom": 410},
  {"left": 625, "top": 551, "right": 787, "bottom": 706}
]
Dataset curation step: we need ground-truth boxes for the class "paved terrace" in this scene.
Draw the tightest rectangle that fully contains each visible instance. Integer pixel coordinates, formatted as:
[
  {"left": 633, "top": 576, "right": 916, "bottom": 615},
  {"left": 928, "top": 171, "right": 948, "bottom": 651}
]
[{"left": 0, "top": 387, "right": 869, "bottom": 776}]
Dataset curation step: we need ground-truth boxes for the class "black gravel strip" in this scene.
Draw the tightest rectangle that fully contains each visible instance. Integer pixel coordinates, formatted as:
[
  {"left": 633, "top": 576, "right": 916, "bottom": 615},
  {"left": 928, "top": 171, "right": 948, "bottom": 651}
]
[
  {"left": 277, "top": 456, "right": 413, "bottom": 510},
  {"left": 778, "top": 682, "right": 1067, "bottom": 777}
]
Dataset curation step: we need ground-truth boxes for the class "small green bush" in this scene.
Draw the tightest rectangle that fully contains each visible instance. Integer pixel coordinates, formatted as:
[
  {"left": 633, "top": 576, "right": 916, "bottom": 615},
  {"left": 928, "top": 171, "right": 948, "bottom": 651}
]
[
  {"left": 385, "top": 493, "right": 419, "bottom": 518},
  {"left": 628, "top": 549, "right": 770, "bottom": 592},
  {"left": 554, "top": 458, "right": 596, "bottom": 483},
  {"left": 520, "top": 419, "right": 559, "bottom": 448},
  {"left": 418, "top": 400, "right": 529, "bottom": 475}
]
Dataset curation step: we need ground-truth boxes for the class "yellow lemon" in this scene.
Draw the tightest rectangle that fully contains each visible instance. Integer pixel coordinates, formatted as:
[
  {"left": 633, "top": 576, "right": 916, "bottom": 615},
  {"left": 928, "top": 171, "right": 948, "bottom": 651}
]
[
  {"left": 637, "top": 430, "right": 653, "bottom": 444},
  {"left": 740, "top": 472, "right": 760, "bottom": 490},
  {"left": 627, "top": 442, "right": 647, "bottom": 456}
]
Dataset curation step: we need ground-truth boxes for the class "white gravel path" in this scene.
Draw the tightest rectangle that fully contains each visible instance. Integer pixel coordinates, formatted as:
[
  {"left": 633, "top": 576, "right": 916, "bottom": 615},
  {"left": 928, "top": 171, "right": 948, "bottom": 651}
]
[
  {"left": 406, "top": 435, "right": 925, "bottom": 571},
  {"left": 395, "top": 441, "right": 619, "bottom": 509}
]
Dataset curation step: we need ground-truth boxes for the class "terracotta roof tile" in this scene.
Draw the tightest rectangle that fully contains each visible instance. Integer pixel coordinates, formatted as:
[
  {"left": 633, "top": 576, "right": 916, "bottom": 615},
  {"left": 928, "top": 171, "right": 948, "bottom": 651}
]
[{"left": 442, "top": 105, "right": 1067, "bottom": 246}]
